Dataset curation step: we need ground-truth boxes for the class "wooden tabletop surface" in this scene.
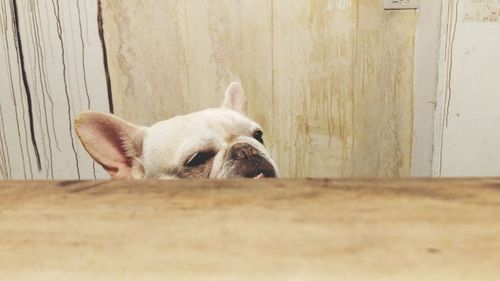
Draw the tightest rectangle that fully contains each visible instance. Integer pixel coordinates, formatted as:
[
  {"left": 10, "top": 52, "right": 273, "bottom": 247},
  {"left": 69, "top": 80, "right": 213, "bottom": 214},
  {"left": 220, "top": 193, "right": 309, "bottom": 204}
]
[{"left": 1, "top": 178, "right": 500, "bottom": 280}]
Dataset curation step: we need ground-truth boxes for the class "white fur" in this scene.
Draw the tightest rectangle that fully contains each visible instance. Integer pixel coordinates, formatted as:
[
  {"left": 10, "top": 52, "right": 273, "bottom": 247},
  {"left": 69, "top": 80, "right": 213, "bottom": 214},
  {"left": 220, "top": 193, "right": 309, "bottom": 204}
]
[
  {"left": 75, "top": 82, "right": 279, "bottom": 179},
  {"left": 142, "top": 108, "right": 278, "bottom": 178}
]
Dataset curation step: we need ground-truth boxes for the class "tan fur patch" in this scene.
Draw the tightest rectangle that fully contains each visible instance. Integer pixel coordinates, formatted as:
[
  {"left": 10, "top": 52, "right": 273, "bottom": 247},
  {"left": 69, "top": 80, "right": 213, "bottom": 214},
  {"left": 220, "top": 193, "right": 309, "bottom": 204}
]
[
  {"left": 225, "top": 134, "right": 239, "bottom": 145},
  {"left": 176, "top": 158, "right": 214, "bottom": 178}
]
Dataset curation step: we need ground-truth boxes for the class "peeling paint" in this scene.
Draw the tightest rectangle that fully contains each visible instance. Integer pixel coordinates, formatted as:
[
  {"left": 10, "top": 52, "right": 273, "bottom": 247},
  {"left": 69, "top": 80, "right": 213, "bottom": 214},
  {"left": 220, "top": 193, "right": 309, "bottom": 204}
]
[{"left": 464, "top": 0, "right": 500, "bottom": 22}]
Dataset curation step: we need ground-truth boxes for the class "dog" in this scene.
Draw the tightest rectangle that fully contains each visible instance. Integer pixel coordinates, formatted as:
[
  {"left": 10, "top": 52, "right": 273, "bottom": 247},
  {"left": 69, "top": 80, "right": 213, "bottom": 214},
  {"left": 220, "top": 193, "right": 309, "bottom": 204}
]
[{"left": 75, "top": 82, "right": 279, "bottom": 179}]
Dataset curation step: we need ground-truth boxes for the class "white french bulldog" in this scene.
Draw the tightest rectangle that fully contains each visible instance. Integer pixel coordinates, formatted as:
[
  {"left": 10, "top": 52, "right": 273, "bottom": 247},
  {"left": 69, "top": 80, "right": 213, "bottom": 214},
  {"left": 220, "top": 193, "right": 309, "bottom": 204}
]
[{"left": 75, "top": 82, "right": 279, "bottom": 179}]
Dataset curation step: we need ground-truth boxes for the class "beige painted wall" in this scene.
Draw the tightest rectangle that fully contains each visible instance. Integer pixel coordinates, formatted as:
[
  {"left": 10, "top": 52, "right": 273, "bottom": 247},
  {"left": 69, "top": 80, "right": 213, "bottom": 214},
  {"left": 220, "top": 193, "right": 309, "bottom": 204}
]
[{"left": 102, "top": 0, "right": 417, "bottom": 177}]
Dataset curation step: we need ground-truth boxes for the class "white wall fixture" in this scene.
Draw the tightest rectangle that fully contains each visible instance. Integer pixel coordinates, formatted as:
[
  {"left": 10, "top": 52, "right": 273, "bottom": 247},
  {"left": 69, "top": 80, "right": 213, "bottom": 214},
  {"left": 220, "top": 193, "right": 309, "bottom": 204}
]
[{"left": 384, "top": 0, "right": 420, "bottom": 10}]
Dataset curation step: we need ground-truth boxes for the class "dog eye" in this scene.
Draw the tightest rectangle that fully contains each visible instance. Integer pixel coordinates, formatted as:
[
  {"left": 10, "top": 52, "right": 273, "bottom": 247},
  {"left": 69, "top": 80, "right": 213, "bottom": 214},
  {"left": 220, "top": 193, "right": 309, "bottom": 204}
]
[
  {"left": 185, "top": 151, "right": 214, "bottom": 167},
  {"left": 253, "top": 130, "right": 264, "bottom": 144}
]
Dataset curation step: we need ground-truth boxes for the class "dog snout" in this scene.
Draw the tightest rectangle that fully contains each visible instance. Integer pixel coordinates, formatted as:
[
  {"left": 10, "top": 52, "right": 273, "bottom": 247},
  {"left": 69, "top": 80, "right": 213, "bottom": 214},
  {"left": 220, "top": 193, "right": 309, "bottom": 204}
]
[
  {"left": 227, "top": 142, "right": 276, "bottom": 178},
  {"left": 229, "top": 142, "right": 259, "bottom": 160}
]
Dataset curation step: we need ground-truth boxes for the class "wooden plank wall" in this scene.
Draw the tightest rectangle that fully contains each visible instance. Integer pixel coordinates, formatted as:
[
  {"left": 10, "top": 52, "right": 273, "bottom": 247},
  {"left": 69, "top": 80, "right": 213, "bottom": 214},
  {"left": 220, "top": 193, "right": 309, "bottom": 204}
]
[
  {"left": 102, "top": 0, "right": 417, "bottom": 177},
  {"left": 0, "top": 0, "right": 417, "bottom": 179}
]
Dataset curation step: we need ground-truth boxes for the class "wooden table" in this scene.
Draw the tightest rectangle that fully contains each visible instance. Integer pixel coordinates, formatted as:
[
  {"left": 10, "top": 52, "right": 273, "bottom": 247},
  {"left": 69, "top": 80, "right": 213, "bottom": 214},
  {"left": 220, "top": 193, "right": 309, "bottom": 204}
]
[{"left": 1, "top": 178, "right": 500, "bottom": 280}]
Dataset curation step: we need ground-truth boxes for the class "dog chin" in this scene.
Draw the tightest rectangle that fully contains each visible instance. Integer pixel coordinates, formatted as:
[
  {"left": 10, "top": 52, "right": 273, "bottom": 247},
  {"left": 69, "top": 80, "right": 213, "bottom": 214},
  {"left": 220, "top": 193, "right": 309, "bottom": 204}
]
[{"left": 217, "top": 162, "right": 278, "bottom": 179}]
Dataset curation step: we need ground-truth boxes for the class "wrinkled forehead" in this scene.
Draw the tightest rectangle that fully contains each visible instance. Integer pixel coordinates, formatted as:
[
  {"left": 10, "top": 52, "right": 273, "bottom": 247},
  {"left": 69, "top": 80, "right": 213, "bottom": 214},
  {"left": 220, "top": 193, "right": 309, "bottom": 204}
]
[
  {"left": 145, "top": 108, "right": 260, "bottom": 156},
  {"left": 200, "top": 108, "right": 259, "bottom": 136},
  {"left": 151, "top": 108, "right": 258, "bottom": 136}
]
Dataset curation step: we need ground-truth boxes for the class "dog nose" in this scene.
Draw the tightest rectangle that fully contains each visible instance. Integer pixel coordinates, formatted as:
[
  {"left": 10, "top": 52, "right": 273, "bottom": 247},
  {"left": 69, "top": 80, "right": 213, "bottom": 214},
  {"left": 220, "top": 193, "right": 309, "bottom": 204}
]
[
  {"left": 229, "top": 142, "right": 259, "bottom": 160},
  {"left": 227, "top": 142, "right": 277, "bottom": 178}
]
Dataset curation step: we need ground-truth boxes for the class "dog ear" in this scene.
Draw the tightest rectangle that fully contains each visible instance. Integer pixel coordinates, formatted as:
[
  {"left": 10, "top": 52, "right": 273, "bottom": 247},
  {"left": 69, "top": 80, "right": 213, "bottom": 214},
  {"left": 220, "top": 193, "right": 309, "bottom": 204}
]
[
  {"left": 75, "top": 111, "right": 146, "bottom": 179},
  {"left": 221, "top": 82, "right": 247, "bottom": 115}
]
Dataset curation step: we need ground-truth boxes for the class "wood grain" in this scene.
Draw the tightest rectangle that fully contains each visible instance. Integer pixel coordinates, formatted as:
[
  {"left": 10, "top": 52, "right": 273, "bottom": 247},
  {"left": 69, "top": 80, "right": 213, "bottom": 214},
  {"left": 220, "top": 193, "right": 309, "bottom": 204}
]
[
  {"left": 101, "top": 0, "right": 272, "bottom": 126},
  {"left": 353, "top": 1, "right": 416, "bottom": 176},
  {"left": 1, "top": 178, "right": 500, "bottom": 280},
  {"left": 0, "top": 1, "right": 419, "bottom": 179}
]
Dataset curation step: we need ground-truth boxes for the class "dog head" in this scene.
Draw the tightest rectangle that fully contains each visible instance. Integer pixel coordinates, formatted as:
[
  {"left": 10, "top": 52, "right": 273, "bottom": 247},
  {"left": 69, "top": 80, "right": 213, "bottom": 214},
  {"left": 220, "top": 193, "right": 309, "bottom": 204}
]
[{"left": 75, "top": 82, "right": 279, "bottom": 179}]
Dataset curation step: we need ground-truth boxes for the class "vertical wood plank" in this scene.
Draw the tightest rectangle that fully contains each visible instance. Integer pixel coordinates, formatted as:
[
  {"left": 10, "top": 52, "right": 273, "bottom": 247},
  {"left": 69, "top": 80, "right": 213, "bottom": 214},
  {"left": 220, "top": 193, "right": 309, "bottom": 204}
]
[
  {"left": 353, "top": 0, "right": 416, "bottom": 176},
  {"left": 101, "top": 0, "right": 190, "bottom": 125},
  {"left": 411, "top": 0, "right": 442, "bottom": 176},
  {"left": 272, "top": 0, "right": 356, "bottom": 177}
]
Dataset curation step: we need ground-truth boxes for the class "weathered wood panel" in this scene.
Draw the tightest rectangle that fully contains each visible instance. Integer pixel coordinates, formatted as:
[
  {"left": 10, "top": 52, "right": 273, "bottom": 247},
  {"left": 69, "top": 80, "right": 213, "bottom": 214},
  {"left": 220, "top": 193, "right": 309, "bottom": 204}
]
[
  {"left": 0, "top": 0, "right": 110, "bottom": 179},
  {"left": 102, "top": 0, "right": 417, "bottom": 177},
  {"left": 272, "top": 0, "right": 356, "bottom": 177},
  {"left": 0, "top": 1, "right": 418, "bottom": 179},
  {"left": 353, "top": 1, "right": 416, "bottom": 176},
  {"left": 1, "top": 178, "right": 500, "bottom": 280}
]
